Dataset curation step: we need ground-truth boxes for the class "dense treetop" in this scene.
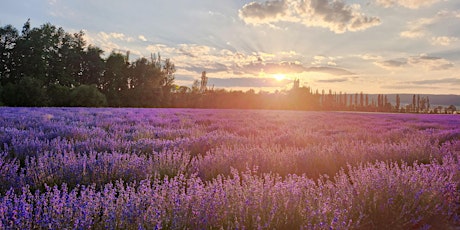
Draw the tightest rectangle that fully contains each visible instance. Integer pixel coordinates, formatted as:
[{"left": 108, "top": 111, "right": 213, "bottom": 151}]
[{"left": 0, "top": 20, "right": 175, "bottom": 107}]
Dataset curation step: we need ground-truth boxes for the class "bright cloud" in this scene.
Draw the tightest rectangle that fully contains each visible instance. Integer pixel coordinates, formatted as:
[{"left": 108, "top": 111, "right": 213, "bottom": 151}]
[
  {"left": 138, "top": 35, "right": 147, "bottom": 42},
  {"left": 431, "top": 36, "right": 459, "bottom": 46},
  {"left": 400, "top": 17, "right": 435, "bottom": 38},
  {"left": 375, "top": 0, "right": 442, "bottom": 9},
  {"left": 83, "top": 31, "right": 139, "bottom": 55},
  {"left": 98, "top": 32, "right": 134, "bottom": 42},
  {"left": 400, "top": 12, "right": 459, "bottom": 47},
  {"left": 145, "top": 42, "right": 355, "bottom": 79},
  {"left": 311, "top": 55, "right": 340, "bottom": 66},
  {"left": 239, "top": 0, "right": 381, "bottom": 33},
  {"left": 356, "top": 54, "right": 382, "bottom": 61}
]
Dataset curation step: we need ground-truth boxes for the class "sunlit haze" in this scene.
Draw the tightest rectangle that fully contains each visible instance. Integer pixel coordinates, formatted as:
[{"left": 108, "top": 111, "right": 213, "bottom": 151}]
[{"left": 1, "top": 0, "right": 459, "bottom": 94}]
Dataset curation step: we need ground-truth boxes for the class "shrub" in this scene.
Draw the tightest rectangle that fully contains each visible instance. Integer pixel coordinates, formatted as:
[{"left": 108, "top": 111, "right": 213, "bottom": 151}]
[
  {"left": 69, "top": 84, "right": 107, "bottom": 107},
  {"left": 47, "top": 83, "right": 71, "bottom": 106},
  {"left": 1, "top": 77, "right": 48, "bottom": 106}
]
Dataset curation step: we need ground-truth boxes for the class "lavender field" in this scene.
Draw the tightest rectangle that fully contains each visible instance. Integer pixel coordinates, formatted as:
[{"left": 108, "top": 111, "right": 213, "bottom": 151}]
[{"left": 0, "top": 107, "right": 459, "bottom": 229}]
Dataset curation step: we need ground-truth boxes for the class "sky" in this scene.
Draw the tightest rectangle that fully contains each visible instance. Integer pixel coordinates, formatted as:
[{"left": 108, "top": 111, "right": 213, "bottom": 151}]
[{"left": 1, "top": 0, "right": 460, "bottom": 95}]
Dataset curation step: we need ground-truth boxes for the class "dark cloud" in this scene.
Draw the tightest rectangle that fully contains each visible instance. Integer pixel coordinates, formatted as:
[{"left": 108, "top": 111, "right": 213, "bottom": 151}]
[
  {"left": 184, "top": 62, "right": 231, "bottom": 74},
  {"left": 408, "top": 78, "right": 460, "bottom": 85},
  {"left": 316, "top": 77, "right": 349, "bottom": 83},
  {"left": 239, "top": 0, "right": 287, "bottom": 21},
  {"left": 179, "top": 48, "right": 197, "bottom": 58},
  {"left": 239, "top": 0, "right": 380, "bottom": 33},
  {"left": 408, "top": 55, "right": 454, "bottom": 70},
  {"left": 375, "top": 59, "right": 407, "bottom": 68},
  {"left": 376, "top": 55, "right": 454, "bottom": 71},
  {"left": 380, "top": 84, "right": 441, "bottom": 90},
  {"left": 175, "top": 75, "right": 195, "bottom": 81}
]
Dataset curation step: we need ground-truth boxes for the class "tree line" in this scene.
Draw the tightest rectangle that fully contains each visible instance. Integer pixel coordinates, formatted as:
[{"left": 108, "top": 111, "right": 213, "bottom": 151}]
[
  {"left": 171, "top": 79, "right": 454, "bottom": 113},
  {"left": 0, "top": 20, "right": 457, "bottom": 113},
  {"left": 0, "top": 20, "right": 175, "bottom": 107}
]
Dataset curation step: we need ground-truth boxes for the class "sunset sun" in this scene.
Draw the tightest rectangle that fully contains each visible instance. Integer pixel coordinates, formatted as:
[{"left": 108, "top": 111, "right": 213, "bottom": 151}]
[{"left": 273, "top": 74, "right": 285, "bottom": 81}]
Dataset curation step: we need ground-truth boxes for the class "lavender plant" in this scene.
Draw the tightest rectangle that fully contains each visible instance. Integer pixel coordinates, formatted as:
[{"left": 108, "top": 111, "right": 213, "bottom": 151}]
[{"left": 0, "top": 107, "right": 458, "bottom": 229}]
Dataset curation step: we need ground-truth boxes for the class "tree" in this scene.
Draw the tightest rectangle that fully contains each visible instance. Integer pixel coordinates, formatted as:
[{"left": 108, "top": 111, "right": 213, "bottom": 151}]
[
  {"left": 103, "top": 52, "right": 129, "bottom": 106},
  {"left": 417, "top": 95, "right": 420, "bottom": 113},
  {"left": 80, "top": 45, "right": 105, "bottom": 86},
  {"left": 446, "top": 105, "right": 456, "bottom": 114},
  {"left": 126, "top": 56, "right": 164, "bottom": 107},
  {"left": 0, "top": 24, "right": 19, "bottom": 85},
  {"left": 396, "top": 94, "right": 400, "bottom": 112},
  {"left": 200, "top": 71, "right": 208, "bottom": 93},
  {"left": 161, "top": 58, "right": 175, "bottom": 89},
  {"left": 365, "top": 94, "right": 369, "bottom": 108},
  {"left": 427, "top": 97, "right": 430, "bottom": 112},
  {"left": 420, "top": 96, "right": 426, "bottom": 113},
  {"left": 192, "top": 80, "right": 200, "bottom": 93},
  {"left": 354, "top": 93, "right": 358, "bottom": 107},
  {"left": 349, "top": 94, "right": 352, "bottom": 109}
]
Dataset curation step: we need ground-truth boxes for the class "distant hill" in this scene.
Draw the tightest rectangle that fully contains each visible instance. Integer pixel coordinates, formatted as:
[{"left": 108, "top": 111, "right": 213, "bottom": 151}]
[{"left": 369, "top": 94, "right": 460, "bottom": 108}]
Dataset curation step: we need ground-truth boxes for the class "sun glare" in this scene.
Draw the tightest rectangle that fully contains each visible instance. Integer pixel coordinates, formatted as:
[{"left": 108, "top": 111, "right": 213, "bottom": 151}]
[{"left": 274, "top": 74, "right": 285, "bottom": 81}]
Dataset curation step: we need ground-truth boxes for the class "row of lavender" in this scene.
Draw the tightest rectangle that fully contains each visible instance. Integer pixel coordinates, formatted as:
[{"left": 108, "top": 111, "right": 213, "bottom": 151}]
[{"left": 0, "top": 107, "right": 459, "bottom": 229}]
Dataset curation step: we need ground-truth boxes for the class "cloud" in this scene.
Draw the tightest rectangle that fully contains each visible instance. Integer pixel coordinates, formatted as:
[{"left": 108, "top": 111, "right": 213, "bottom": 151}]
[
  {"left": 316, "top": 77, "right": 349, "bottom": 83},
  {"left": 99, "top": 32, "right": 134, "bottom": 42},
  {"left": 184, "top": 62, "right": 230, "bottom": 74},
  {"left": 236, "top": 61, "right": 354, "bottom": 76},
  {"left": 146, "top": 44, "right": 177, "bottom": 55},
  {"left": 239, "top": 0, "right": 381, "bottom": 33},
  {"left": 431, "top": 36, "right": 459, "bottom": 46},
  {"left": 236, "top": 61, "right": 306, "bottom": 75},
  {"left": 208, "top": 77, "right": 291, "bottom": 87},
  {"left": 400, "top": 17, "right": 435, "bottom": 39},
  {"left": 143, "top": 43, "right": 355, "bottom": 86},
  {"left": 355, "top": 53, "right": 383, "bottom": 61},
  {"left": 408, "top": 77, "right": 460, "bottom": 85},
  {"left": 311, "top": 55, "right": 341, "bottom": 66},
  {"left": 374, "top": 59, "right": 407, "bottom": 69},
  {"left": 382, "top": 77, "right": 460, "bottom": 91},
  {"left": 138, "top": 35, "right": 147, "bottom": 42},
  {"left": 400, "top": 11, "right": 459, "bottom": 42},
  {"left": 408, "top": 55, "right": 454, "bottom": 70},
  {"left": 83, "top": 31, "right": 140, "bottom": 55},
  {"left": 400, "top": 29, "right": 426, "bottom": 39},
  {"left": 375, "top": 0, "right": 442, "bottom": 9},
  {"left": 375, "top": 55, "right": 453, "bottom": 71},
  {"left": 174, "top": 75, "right": 196, "bottom": 81},
  {"left": 47, "top": 0, "right": 57, "bottom": 5},
  {"left": 306, "top": 67, "right": 354, "bottom": 75},
  {"left": 238, "top": 0, "right": 288, "bottom": 24},
  {"left": 380, "top": 84, "right": 440, "bottom": 90},
  {"left": 178, "top": 44, "right": 215, "bottom": 58}
]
